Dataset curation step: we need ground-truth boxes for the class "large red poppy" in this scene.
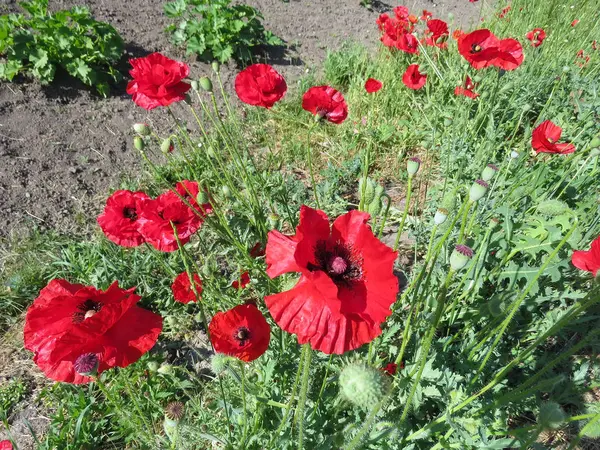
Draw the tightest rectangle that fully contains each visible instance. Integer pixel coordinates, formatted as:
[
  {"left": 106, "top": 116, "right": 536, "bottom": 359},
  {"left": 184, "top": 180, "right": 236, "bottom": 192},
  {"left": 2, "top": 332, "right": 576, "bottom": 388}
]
[
  {"left": 137, "top": 191, "right": 203, "bottom": 252},
  {"left": 126, "top": 53, "right": 191, "bottom": 110},
  {"left": 376, "top": 13, "right": 418, "bottom": 53},
  {"left": 425, "top": 19, "right": 449, "bottom": 48},
  {"left": 526, "top": 28, "right": 546, "bottom": 47},
  {"left": 365, "top": 78, "right": 383, "bottom": 93},
  {"left": 572, "top": 236, "right": 600, "bottom": 277},
  {"left": 458, "top": 29, "right": 523, "bottom": 71},
  {"left": 172, "top": 272, "right": 203, "bottom": 304},
  {"left": 494, "top": 38, "right": 524, "bottom": 71},
  {"left": 97, "top": 190, "right": 149, "bottom": 247},
  {"left": 234, "top": 64, "right": 287, "bottom": 109},
  {"left": 402, "top": 64, "right": 427, "bottom": 90},
  {"left": 175, "top": 180, "right": 213, "bottom": 215},
  {"left": 454, "top": 76, "right": 479, "bottom": 99},
  {"left": 209, "top": 304, "right": 270, "bottom": 362},
  {"left": 531, "top": 121, "right": 576, "bottom": 155},
  {"left": 264, "top": 206, "right": 399, "bottom": 354},
  {"left": 24, "top": 280, "right": 162, "bottom": 384},
  {"left": 302, "top": 86, "right": 348, "bottom": 124}
]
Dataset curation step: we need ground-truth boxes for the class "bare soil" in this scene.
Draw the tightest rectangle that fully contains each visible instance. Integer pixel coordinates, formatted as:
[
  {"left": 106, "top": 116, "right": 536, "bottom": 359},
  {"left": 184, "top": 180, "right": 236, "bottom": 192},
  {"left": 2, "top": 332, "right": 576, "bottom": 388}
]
[{"left": 0, "top": 0, "right": 482, "bottom": 239}]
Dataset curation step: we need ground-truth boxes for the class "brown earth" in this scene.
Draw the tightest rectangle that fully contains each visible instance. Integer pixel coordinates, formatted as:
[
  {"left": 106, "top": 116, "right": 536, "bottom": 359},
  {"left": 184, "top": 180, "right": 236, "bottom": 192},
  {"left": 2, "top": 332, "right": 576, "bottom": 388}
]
[{"left": 0, "top": 0, "right": 483, "bottom": 240}]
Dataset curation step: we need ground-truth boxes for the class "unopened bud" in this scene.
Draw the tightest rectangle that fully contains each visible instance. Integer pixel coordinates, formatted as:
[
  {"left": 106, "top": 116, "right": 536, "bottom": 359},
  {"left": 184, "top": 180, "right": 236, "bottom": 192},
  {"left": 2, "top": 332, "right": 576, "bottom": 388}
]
[
  {"left": 407, "top": 157, "right": 421, "bottom": 176},
  {"left": 199, "top": 76, "right": 213, "bottom": 92},
  {"left": 158, "top": 364, "right": 174, "bottom": 375},
  {"left": 268, "top": 213, "right": 280, "bottom": 230},
  {"left": 161, "top": 138, "right": 173, "bottom": 154},
  {"left": 590, "top": 136, "right": 600, "bottom": 149},
  {"left": 134, "top": 136, "right": 145, "bottom": 151},
  {"left": 510, "top": 150, "right": 520, "bottom": 159},
  {"left": 538, "top": 402, "right": 566, "bottom": 430},
  {"left": 450, "top": 244, "right": 473, "bottom": 271},
  {"left": 443, "top": 115, "right": 453, "bottom": 126},
  {"left": 147, "top": 361, "right": 160, "bottom": 372},
  {"left": 221, "top": 185, "right": 232, "bottom": 199},
  {"left": 469, "top": 179, "right": 489, "bottom": 202},
  {"left": 339, "top": 363, "right": 391, "bottom": 410},
  {"left": 197, "top": 190, "right": 209, "bottom": 205},
  {"left": 212, "top": 61, "right": 220, "bottom": 73},
  {"left": 133, "top": 123, "right": 150, "bottom": 135},
  {"left": 191, "top": 80, "right": 199, "bottom": 91}
]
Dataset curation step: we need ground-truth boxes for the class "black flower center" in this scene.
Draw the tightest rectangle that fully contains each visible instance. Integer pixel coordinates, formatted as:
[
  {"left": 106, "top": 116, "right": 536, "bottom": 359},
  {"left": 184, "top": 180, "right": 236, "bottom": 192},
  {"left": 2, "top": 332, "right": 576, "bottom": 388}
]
[
  {"left": 471, "top": 44, "right": 482, "bottom": 53},
  {"left": 310, "top": 240, "right": 362, "bottom": 286},
  {"left": 123, "top": 207, "right": 137, "bottom": 221},
  {"left": 72, "top": 299, "right": 102, "bottom": 324},
  {"left": 234, "top": 327, "right": 251, "bottom": 346}
]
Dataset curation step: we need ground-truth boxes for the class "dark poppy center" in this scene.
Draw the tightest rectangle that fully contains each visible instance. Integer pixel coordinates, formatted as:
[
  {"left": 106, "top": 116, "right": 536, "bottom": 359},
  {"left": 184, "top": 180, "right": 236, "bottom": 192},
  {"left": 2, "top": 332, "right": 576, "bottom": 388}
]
[
  {"left": 471, "top": 44, "right": 482, "bottom": 53},
  {"left": 73, "top": 299, "right": 102, "bottom": 324},
  {"left": 123, "top": 207, "right": 137, "bottom": 221},
  {"left": 234, "top": 327, "right": 251, "bottom": 346},
  {"left": 310, "top": 240, "right": 362, "bottom": 286},
  {"left": 547, "top": 137, "right": 555, "bottom": 144}
]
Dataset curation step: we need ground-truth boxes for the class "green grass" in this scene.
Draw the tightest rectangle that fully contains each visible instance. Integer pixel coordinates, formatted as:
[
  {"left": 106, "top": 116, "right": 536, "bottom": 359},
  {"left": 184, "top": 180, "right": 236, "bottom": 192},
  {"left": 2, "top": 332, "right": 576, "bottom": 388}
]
[{"left": 1, "top": 0, "right": 600, "bottom": 448}]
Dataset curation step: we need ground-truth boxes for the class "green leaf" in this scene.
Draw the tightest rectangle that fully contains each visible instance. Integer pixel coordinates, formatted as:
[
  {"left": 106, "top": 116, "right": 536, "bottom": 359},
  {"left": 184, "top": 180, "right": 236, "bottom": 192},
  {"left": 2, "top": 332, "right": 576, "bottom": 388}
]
[
  {"left": 164, "top": 0, "right": 187, "bottom": 17},
  {"left": 0, "top": 60, "right": 23, "bottom": 80}
]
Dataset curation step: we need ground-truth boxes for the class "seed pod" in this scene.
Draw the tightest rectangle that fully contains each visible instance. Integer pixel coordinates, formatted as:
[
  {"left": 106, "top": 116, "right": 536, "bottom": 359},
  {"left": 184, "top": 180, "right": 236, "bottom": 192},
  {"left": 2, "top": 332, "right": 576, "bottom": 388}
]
[
  {"left": 481, "top": 163, "right": 499, "bottom": 182},
  {"left": 199, "top": 76, "right": 213, "bottom": 92},
  {"left": 434, "top": 208, "right": 448, "bottom": 225},
  {"left": 407, "top": 157, "right": 421, "bottom": 176},
  {"left": 469, "top": 179, "right": 489, "bottom": 202},
  {"left": 133, "top": 123, "right": 150, "bottom": 135},
  {"left": 450, "top": 244, "right": 473, "bottom": 271},
  {"left": 74, "top": 353, "right": 99, "bottom": 377},
  {"left": 133, "top": 136, "right": 145, "bottom": 151},
  {"left": 339, "top": 363, "right": 391, "bottom": 410}
]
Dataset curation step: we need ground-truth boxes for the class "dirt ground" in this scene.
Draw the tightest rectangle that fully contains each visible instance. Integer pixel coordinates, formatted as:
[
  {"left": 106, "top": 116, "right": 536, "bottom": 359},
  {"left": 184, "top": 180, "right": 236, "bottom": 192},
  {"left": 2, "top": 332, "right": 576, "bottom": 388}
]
[{"left": 0, "top": 0, "right": 483, "bottom": 240}]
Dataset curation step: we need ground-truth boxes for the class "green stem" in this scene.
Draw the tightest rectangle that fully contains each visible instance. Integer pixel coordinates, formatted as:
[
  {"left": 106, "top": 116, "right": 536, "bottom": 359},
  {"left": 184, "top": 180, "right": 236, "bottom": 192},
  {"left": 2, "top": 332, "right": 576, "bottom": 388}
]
[
  {"left": 306, "top": 124, "right": 321, "bottom": 209},
  {"left": 393, "top": 175, "right": 413, "bottom": 251},
  {"left": 344, "top": 398, "right": 386, "bottom": 450},
  {"left": 240, "top": 362, "right": 248, "bottom": 449},
  {"left": 295, "top": 344, "right": 313, "bottom": 450},
  {"left": 457, "top": 200, "right": 473, "bottom": 243}
]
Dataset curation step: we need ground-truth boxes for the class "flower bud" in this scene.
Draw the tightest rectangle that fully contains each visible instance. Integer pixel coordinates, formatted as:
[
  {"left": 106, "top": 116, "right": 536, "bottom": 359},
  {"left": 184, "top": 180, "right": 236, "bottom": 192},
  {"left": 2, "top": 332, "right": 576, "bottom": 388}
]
[
  {"left": 538, "top": 402, "right": 566, "bottom": 430},
  {"left": 450, "top": 244, "right": 473, "bottom": 271},
  {"left": 197, "top": 190, "right": 209, "bottom": 205},
  {"left": 522, "top": 104, "right": 531, "bottom": 112},
  {"left": 481, "top": 163, "right": 499, "bottom": 182},
  {"left": 562, "top": 65, "right": 570, "bottom": 73},
  {"left": 268, "top": 213, "right": 280, "bottom": 230},
  {"left": 359, "top": 178, "right": 376, "bottom": 205},
  {"left": 221, "top": 185, "right": 232, "bottom": 199},
  {"left": 191, "top": 80, "right": 199, "bottom": 91},
  {"left": 339, "top": 363, "right": 391, "bottom": 410},
  {"left": 472, "top": 75, "right": 483, "bottom": 83},
  {"left": 147, "top": 361, "right": 160, "bottom": 372},
  {"left": 407, "top": 157, "right": 421, "bottom": 176},
  {"left": 443, "top": 115, "right": 453, "bottom": 126},
  {"left": 469, "top": 179, "right": 489, "bottom": 202},
  {"left": 212, "top": 61, "right": 220, "bottom": 73},
  {"left": 590, "top": 136, "right": 600, "bottom": 149},
  {"left": 434, "top": 207, "right": 448, "bottom": 225},
  {"left": 199, "top": 76, "right": 213, "bottom": 92},
  {"left": 133, "top": 123, "right": 150, "bottom": 136},
  {"left": 161, "top": 138, "right": 173, "bottom": 154},
  {"left": 133, "top": 136, "right": 145, "bottom": 151},
  {"left": 510, "top": 150, "right": 520, "bottom": 159},
  {"left": 211, "top": 353, "right": 233, "bottom": 375},
  {"left": 157, "top": 364, "right": 174, "bottom": 375},
  {"left": 74, "top": 353, "right": 99, "bottom": 377}
]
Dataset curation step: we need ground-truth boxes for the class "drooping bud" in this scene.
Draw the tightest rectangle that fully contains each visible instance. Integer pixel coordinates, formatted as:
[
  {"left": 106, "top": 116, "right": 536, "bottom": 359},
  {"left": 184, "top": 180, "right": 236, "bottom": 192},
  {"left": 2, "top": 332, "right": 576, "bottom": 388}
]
[
  {"left": 481, "top": 163, "right": 499, "bottom": 182},
  {"left": 191, "top": 80, "right": 199, "bottom": 91},
  {"left": 74, "top": 353, "right": 99, "bottom": 377},
  {"left": 450, "top": 244, "right": 473, "bottom": 271},
  {"left": 133, "top": 123, "right": 150, "bottom": 136},
  {"left": 212, "top": 61, "right": 220, "bottom": 73},
  {"left": 161, "top": 138, "right": 173, "bottom": 155},
  {"left": 538, "top": 402, "right": 566, "bottom": 430},
  {"left": 407, "top": 157, "right": 421, "bottom": 176},
  {"left": 359, "top": 178, "right": 376, "bottom": 206},
  {"left": 434, "top": 208, "right": 448, "bottom": 225},
  {"left": 590, "top": 136, "right": 600, "bottom": 149},
  {"left": 133, "top": 136, "right": 145, "bottom": 151},
  {"left": 339, "top": 363, "right": 391, "bottom": 410},
  {"left": 157, "top": 364, "right": 174, "bottom": 375},
  {"left": 469, "top": 179, "right": 489, "bottom": 202},
  {"left": 199, "top": 76, "right": 213, "bottom": 92}
]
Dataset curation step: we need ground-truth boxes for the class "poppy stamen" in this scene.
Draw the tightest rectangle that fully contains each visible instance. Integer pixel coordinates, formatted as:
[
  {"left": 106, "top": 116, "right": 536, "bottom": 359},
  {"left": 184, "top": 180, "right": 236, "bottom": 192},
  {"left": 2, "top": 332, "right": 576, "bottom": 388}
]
[
  {"left": 73, "top": 299, "right": 102, "bottom": 324},
  {"left": 234, "top": 327, "right": 251, "bottom": 346},
  {"left": 123, "top": 207, "right": 138, "bottom": 221},
  {"left": 471, "top": 44, "right": 482, "bottom": 53}
]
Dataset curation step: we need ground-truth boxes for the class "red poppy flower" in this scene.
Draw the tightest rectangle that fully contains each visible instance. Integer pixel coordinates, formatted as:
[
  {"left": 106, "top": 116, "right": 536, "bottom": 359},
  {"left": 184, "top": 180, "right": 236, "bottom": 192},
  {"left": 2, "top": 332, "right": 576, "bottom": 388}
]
[
  {"left": 575, "top": 49, "right": 590, "bottom": 68},
  {"left": 376, "top": 14, "right": 417, "bottom": 52},
  {"left": 365, "top": 78, "right": 383, "bottom": 93},
  {"left": 0, "top": 441, "right": 13, "bottom": 450},
  {"left": 302, "top": 86, "right": 348, "bottom": 124},
  {"left": 498, "top": 6, "right": 511, "bottom": 18},
  {"left": 454, "top": 76, "right": 479, "bottom": 99},
  {"left": 469, "top": 0, "right": 478, "bottom": 2},
  {"left": 175, "top": 180, "right": 213, "bottom": 215},
  {"left": 24, "top": 280, "right": 162, "bottom": 384},
  {"left": 234, "top": 64, "right": 287, "bottom": 109},
  {"left": 396, "top": 32, "right": 420, "bottom": 53},
  {"left": 172, "top": 272, "right": 203, "bottom": 304},
  {"left": 571, "top": 19, "right": 579, "bottom": 27},
  {"left": 531, "top": 120, "right": 576, "bottom": 155},
  {"left": 458, "top": 29, "right": 501, "bottom": 69},
  {"left": 381, "top": 363, "right": 398, "bottom": 376},
  {"left": 250, "top": 242, "right": 266, "bottom": 258},
  {"left": 592, "top": 40, "right": 598, "bottom": 51},
  {"left": 97, "top": 190, "right": 149, "bottom": 247},
  {"left": 572, "top": 236, "right": 600, "bottom": 277},
  {"left": 421, "top": 10, "right": 432, "bottom": 21},
  {"left": 402, "top": 64, "right": 427, "bottom": 90},
  {"left": 393, "top": 6, "right": 410, "bottom": 21},
  {"left": 408, "top": 14, "right": 419, "bottom": 24},
  {"left": 137, "top": 191, "right": 203, "bottom": 252},
  {"left": 425, "top": 19, "right": 449, "bottom": 48},
  {"left": 126, "top": 53, "right": 191, "bottom": 110},
  {"left": 264, "top": 206, "right": 399, "bottom": 354},
  {"left": 209, "top": 304, "right": 270, "bottom": 362},
  {"left": 453, "top": 29, "right": 465, "bottom": 41},
  {"left": 526, "top": 28, "right": 546, "bottom": 47},
  {"left": 494, "top": 38, "right": 524, "bottom": 71},
  {"left": 232, "top": 271, "right": 251, "bottom": 289}
]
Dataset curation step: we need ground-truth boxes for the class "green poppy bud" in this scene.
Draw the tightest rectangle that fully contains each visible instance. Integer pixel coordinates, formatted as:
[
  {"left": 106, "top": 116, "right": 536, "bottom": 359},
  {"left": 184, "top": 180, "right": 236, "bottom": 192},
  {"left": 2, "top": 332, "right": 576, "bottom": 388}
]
[
  {"left": 134, "top": 136, "right": 145, "bottom": 151},
  {"left": 199, "top": 76, "right": 213, "bottom": 92},
  {"left": 590, "top": 136, "right": 600, "bottom": 148},
  {"left": 133, "top": 123, "right": 150, "bottom": 135},
  {"left": 147, "top": 361, "right": 160, "bottom": 372},
  {"left": 522, "top": 104, "right": 531, "bottom": 112},
  {"left": 268, "top": 213, "right": 280, "bottom": 230},
  {"left": 472, "top": 75, "right": 483, "bottom": 83},
  {"left": 211, "top": 353, "right": 233, "bottom": 375},
  {"left": 191, "top": 80, "right": 199, "bottom": 91},
  {"left": 469, "top": 179, "right": 489, "bottom": 202},
  {"left": 434, "top": 207, "right": 448, "bottom": 225},
  {"left": 359, "top": 178, "right": 377, "bottom": 205},
  {"left": 221, "top": 185, "right": 232, "bottom": 199},
  {"left": 510, "top": 150, "right": 520, "bottom": 159},
  {"left": 450, "top": 244, "right": 473, "bottom": 271},
  {"left": 212, "top": 61, "right": 220, "bottom": 73},
  {"left": 481, "top": 163, "right": 499, "bottom": 182},
  {"left": 197, "top": 190, "right": 209, "bottom": 205},
  {"left": 538, "top": 402, "right": 566, "bottom": 430},
  {"left": 562, "top": 65, "right": 570, "bottom": 73},
  {"left": 407, "top": 157, "right": 421, "bottom": 176},
  {"left": 158, "top": 364, "right": 174, "bottom": 375},
  {"left": 443, "top": 115, "right": 453, "bottom": 126},
  {"left": 161, "top": 138, "right": 173, "bottom": 154},
  {"left": 537, "top": 199, "right": 570, "bottom": 216},
  {"left": 339, "top": 363, "right": 391, "bottom": 410}
]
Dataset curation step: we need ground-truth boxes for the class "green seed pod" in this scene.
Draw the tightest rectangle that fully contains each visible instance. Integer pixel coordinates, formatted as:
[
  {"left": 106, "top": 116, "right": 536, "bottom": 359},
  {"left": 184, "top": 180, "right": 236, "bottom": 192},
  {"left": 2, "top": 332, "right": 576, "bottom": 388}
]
[
  {"left": 537, "top": 199, "right": 570, "bottom": 216},
  {"left": 434, "top": 208, "right": 448, "bottom": 225},
  {"left": 538, "top": 402, "right": 566, "bottom": 429},
  {"left": 191, "top": 80, "right": 199, "bottom": 91},
  {"left": 590, "top": 136, "right": 600, "bottom": 149},
  {"left": 450, "top": 245, "right": 473, "bottom": 271},
  {"left": 359, "top": 178, "right": 376, "bottom": 206},
  {"left": 407, "top": 157, "right": 421, "bottom": 176},
  {"left": 481, "top": 163, "right": 499, "bottom": 182},
  {"left": 339, "top": 363, "right": 391, "bottom": 410},
  {"left": 472, "top": 75, "right": 483, "bottom": 83},
  {"left": 211, "top": 353, "right": 233, "bottom": 375},
  {"left": 147, "top": 361, "right": 160, "bottom": 373},
  {"left": 133, "top": 123, "right": 150, "bottom": 136},
  {"left": 199, "top": 76, "right": 213, "bottom": 92},
  {"left": 522, "top": 104, "right": 531, "bottom": 112},
  {"left": 74, "top": 353, "right": 99, "bottom": 377},
  {"left": 161, "top": 138, "right": 173, "bottom": 154},
  {"left": 133, "top": 136, "right": 144, "bottom": 151},
  {"left": 212, "top": 61, "right": 220, "bottom": 73},
  {"left": 469, "top": 179, "right": 489, "bottom": 202}
]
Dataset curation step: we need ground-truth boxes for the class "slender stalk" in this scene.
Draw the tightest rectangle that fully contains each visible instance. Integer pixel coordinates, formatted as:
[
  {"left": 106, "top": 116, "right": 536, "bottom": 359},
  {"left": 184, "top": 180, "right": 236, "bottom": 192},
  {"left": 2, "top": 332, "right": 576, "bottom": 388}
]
[
  {"left": 295, "top": 344, "right": 313, "bottom": 450},
  {"left": 306, "top": 124, "right": 321, "bottom": 209},
  {"left": 457, "top": 200, "right": 473, "bottom": 243},
  {"left": 344, "top": 398, "right": 386, "bottom": 450},
  {"left": 240, "top": 362, "right": 248, "bottom": 449},
  {"left": 393, "top": 175, "right": 413, "bottom": 251}
]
